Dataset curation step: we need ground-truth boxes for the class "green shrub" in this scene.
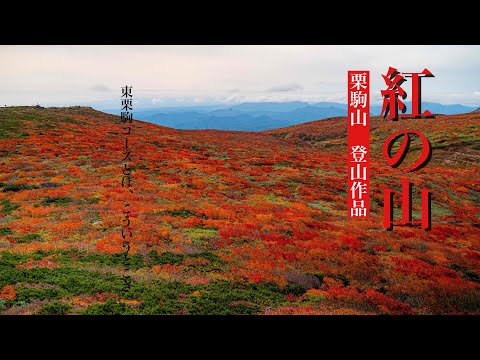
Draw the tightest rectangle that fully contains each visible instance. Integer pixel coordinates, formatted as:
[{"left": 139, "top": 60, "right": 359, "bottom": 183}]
[
  {"left": 79, "top": 196, "right": 100, "bottom": 204},
  {"left": 16, "top": 233, "right": 42, "bottom": 243},
  {"left": 162, "top": 209, "right": 206, "bottom": 219},
  {"left": 138, "top": 281, "right": 196, "bottom": 315},
  {"left": 465, "top": 270, "right": 480, "bottom": 283},
  {"left": 0, "top": 183, "right": 37, "bottom": 192},
  {"left": 147, "top": 250, "right": 224, "bottom": 271},
  {"left": 186, "top": 281, "right": 287, "bottom": 315},
  {"left": 40, "top": 268, "right": 126, "bottom": 295},
  {"left": 0, "top": 199, "right": 20, "bottom": 214},
  {"left": 0, "top": 298, "right": 6, "bottom": 311},
  {"left": 0, "top": 250, "right": 44, "bottom": 268},
  {"left": 0, "top": 256, "right": 126, "bottom": 296},
  {"left": 79, "top": 252, "right": 144, "bottom": 270},
  {"left": 147, "top": 250, "right": 184, "bottom": 266},
  {"left": 449, "top": 264, "right": 480, "bottom": 283},
  {"left": 15, "top": 287, "right": 64, "bottom": 303},
  {"left": 41, "top": 197, "right": 71, "bottom": 206},
  {"left": 82, "top": 298, "right": 137, "bottom": 315},
  {"left": 184, "top": 227, "right": 219, "bottom": 246},
  {"left": 282, "top": 284, "right": 307, "bottom": 296},
  {"left": 60, "top": 117, "right": 86, "bottom": 125},
  {"left": 0, "top": 227, "right": 13, "bottom": 236},
  {"left": 0, "top": 119, "right": 21, "bottom": 138},
  {"left": 39, "top": 302, "right": 71, "bottom": 315}
]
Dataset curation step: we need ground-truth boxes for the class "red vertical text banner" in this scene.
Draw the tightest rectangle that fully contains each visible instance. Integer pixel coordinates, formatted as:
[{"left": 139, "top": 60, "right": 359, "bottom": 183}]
[{"left": 348, "top": 71, "right": 370, "bottom": 218}]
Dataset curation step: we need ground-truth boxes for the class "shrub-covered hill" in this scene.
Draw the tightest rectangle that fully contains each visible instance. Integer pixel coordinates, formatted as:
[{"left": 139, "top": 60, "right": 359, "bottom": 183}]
[{"left": 0, "top": 106, "right": 478, "bottom": 314}]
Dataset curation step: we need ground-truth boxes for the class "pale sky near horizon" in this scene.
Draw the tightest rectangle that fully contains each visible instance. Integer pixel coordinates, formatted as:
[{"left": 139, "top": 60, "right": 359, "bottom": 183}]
[{"left": 1, "top": 45, "right": 479, "bottom": 109}]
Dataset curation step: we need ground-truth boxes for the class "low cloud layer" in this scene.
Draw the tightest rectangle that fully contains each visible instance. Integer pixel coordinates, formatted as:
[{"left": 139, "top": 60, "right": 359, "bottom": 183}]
[
  {"left": 267, "top": 83, "right": 303, "bottom": 92},
  {"left": 90, "top": 84, "right": 111, "bottom": 92}
]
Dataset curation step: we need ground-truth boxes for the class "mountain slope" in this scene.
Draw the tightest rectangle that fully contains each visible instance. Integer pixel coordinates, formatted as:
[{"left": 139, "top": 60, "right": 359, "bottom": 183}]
[
  {"left": 142, "top": 106, "right": 348, "bottom": 131},
  {"left": 104, "top": 101, "right": 478, "bottom": 131},
  {"left": 0, "top": 106, "right": 478, "bottom": 315}
]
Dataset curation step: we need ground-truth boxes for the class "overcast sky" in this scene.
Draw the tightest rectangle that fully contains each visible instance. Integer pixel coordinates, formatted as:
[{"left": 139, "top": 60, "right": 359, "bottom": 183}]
[{"left": 1, "top": 45, "right": 479, "bottom": 109}]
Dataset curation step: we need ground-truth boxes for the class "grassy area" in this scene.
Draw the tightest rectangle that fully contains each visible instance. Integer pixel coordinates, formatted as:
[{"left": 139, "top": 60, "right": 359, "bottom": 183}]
[
  {"left": 0, "top": 115, "right": 21, "bottom": 139},
  {"left": 0, "top": 200, "right": 20, "bottom": 214},
  {"left": 0, "top": 249, "right": 294, "bottom": 315}
]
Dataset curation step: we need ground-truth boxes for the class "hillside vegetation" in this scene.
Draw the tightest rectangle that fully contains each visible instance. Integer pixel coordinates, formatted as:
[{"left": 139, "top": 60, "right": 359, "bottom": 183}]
[{"left": 0, "top": 106, "right": 478, "bottom": 314}]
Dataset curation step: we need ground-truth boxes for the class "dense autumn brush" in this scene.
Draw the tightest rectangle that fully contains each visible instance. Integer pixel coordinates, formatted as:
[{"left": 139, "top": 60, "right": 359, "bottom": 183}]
[{"left": 0, "top": 106, "right": 478, "bottom": 314}]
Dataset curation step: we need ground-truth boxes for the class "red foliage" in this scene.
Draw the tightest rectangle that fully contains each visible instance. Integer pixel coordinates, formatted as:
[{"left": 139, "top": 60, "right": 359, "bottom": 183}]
[
  {"left": 152, "top": 263, "right": 183, "bottom": 275},
  {"left": 285, "top": 293, "right": 296, "bottom": 302},
  {"left": 1, "top": 107, "right": 479, "bottom": 314},
  {"left": 16, "top": 255, "right": 58, "bottom": 270},
  {"left": 339, "top": 234, "right": 363, "bottom": 251},
  {"left": 391, "top": 257, "right": 458, "bottom": 280},
  {"left": 249, "top": 273, "right": 263, "bottom": 283},
  {"left": 183, "top": 216, "right": 204, "bottom": 228},
  {"left": 364, "top": 289, "right": 414, "bottom": 315},
  {"left": 0, "top": 285, "right": 16, "bottom": 301},
  {"left": 96, "top": 237, "right": 124, "bottom": 254}
]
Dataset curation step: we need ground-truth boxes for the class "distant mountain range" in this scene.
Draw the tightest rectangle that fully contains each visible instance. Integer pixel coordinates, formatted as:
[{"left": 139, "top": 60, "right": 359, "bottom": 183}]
[{"left": 101, "top": 101, "right": 478, "bottom": 131}]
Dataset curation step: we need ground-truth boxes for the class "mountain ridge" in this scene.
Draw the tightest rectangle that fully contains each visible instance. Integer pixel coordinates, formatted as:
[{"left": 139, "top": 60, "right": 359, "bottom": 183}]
[{"left": 102, "top": 101, "right": 478, "bottom": 131}]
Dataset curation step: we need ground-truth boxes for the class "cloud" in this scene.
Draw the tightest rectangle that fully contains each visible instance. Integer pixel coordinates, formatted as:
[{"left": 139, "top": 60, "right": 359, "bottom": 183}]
[
  {"left": 90, "top": 84, "right": 111, "bottom": 92},
  {"left": 2, "top": 46, "right": 480, "bottom": 107},
  {"left": 267, "top": 83, "right": 303, "bottom": 92},
  {"left": 225, "top": 94, "right": 247, "bottom": 103}
]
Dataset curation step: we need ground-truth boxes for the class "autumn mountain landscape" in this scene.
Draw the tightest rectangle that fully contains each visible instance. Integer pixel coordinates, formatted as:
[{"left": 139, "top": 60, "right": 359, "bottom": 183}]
[{"left": 0, "top": 105, "right": 479, "bottom": 315}]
